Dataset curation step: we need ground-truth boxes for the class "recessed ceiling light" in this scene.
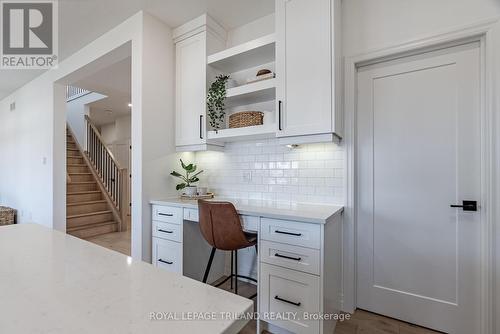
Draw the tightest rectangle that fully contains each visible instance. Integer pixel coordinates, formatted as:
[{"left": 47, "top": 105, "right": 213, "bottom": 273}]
[{"left": 128, "top": 103, "right": 132, "bottom": 108}]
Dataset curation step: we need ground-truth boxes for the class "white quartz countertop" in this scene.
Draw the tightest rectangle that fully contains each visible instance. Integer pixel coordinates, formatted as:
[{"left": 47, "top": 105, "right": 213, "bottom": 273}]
[
  {"left": 150, "top": 197, "right": 344, "bottom": 224},
  {"left": 0, "top": 224, "right": 253, "bottom": 334}
]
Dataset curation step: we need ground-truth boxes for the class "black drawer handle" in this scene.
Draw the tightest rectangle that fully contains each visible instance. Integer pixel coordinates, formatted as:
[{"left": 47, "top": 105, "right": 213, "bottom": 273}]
[
  {"left": 158, "top": 229, "right": 173, "bottom": 234},
  {"left": 158, "top": 213, "right": 174, "bottom": 217},
  {"left": 275, "top": 295, "right": 301, "bottom": 307},
  {"left": 275, "top": 253, "right": 301, "bottom": 261},
  {"left": 275, "top": 230, "right": 302, "bottom": 237},
  {"left": 159, "top": 259, "right": 173, "bottom": 265}
]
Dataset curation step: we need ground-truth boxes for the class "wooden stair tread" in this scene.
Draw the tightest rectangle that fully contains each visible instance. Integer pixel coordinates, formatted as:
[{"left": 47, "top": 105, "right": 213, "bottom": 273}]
[
  {"left": 67, "top": 200, "right": 107, "bottom": 207},
  {"left": 67, "top": 164, "right": 87, "bottom": 166},
  {"left": 68, "top": 172, "right": 92, "bottom": 175},
  {"left": 67, "top": 190, "right": 101, "bottom": 195},
  {"left": 67, "top": 181, "right": 96, "bottom": 184},
  {"left": 67, "top": 210, "right": 112, "bottom": 219},
  {"left": 67, "top": 221, "right": 117, "bottom": 232}
]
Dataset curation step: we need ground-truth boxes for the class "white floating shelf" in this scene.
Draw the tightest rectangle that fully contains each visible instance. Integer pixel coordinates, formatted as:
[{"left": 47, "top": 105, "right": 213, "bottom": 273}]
[
  {"left": 208, "top": 34, "right": 276, "bottom": 73},
  {"left": 207, "top": 123, "right": 276, "bottom": 142},
  {"left": 225, "top": 78, "right": 276, "bottom": 108}
]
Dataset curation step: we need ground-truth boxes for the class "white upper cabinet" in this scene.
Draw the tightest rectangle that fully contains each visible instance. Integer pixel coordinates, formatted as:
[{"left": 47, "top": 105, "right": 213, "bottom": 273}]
[
  {"left": 275, "top": 0, "right": 342, "bottom": 140},
  {"left": 173, "top": 15, "right": 226, "bottom": 152},
  {"left": 175, "top": 33, "right": 207, "bottom": 147}
]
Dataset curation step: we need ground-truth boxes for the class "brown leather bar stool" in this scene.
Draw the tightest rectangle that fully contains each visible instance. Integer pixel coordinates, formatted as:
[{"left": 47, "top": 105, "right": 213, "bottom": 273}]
[{"left": 198, "top": 200, "right": 257, "bottom": 298}]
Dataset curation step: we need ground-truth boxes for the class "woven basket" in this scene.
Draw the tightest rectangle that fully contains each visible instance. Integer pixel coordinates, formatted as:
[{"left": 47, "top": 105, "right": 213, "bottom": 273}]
[
  {"left": 0, "top": 207, "right": 16, "bottom": 226},
  {"left": 229, "top": 111, "right": 264, "bottom": 129}
]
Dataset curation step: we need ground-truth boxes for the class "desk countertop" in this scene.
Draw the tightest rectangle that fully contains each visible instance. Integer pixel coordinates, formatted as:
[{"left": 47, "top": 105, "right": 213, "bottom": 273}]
[
  {"left": 0, "top": 224, "right": 252, "bottom": 334},
  {"left": 150, "top": 197, "right": 344, "bottom": 224}
]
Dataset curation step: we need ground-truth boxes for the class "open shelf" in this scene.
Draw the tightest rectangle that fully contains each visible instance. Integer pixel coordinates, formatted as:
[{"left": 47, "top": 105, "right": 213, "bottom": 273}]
[
  {"left": 207, "top": 34, "right": 276, "bottom": 73},
  {"left": 225, "top": 78, "right": 276, "bottom": 108},
  {"left": 207, "top": 123, "right": 276, "bottom": 142}
]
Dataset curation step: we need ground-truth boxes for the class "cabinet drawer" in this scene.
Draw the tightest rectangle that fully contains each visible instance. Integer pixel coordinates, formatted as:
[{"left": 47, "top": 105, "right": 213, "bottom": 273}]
[
  {"left": 260, "top": 263, "right": 320, "bottom": 334},
  {"left": 260, "top": 240, "right": 320, "bottom": 275},
  {"left": 152, "top": 221, "right": 182, "bottom": 242},
  {"left": 240, "top": 215, "right": 259, "bottom": 233},
  {"left": 152, "top": 238, "right": 182, "bottom": 274},
  {"left": 183, "top": 208, "right": 199, "bottom": 222},
  {"left": 261, "top": 218, "right": 321, "bottom": 249},
  {"left": 152, "top": 205, "right": 183, "bottom": 224}
]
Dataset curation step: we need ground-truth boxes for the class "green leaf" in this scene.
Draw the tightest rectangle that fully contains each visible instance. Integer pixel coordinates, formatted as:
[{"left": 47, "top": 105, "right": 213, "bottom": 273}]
[
  {"left": 191, "top": 170, "right": 204, "bottom": 178},
  {"left": 170, "top": 171, "right": 182, "bottom": 177},
  {"left": 176, "top": 183, "right": 187, "bottom": 190},
  {"left": 184, "top": 164, "right": 196, "bottom": 173},
  {"left": 180, "top": 159, "right": 187, "bottom": 170}
]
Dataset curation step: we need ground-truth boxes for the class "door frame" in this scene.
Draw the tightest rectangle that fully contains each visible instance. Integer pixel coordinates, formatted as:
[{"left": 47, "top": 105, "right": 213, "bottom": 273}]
[{"left": 343, "top": 17, "right": 500, "bottom": 334}]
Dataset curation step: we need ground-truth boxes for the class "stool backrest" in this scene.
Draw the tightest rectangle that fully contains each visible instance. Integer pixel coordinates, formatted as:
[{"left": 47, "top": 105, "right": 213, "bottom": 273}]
[{"left": 198, "top": 200, "right": 251, "bottom": 251}]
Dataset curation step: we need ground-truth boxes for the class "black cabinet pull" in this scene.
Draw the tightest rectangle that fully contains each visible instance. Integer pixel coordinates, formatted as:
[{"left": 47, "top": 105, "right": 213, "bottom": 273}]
[
  {"left": 199, "top": 115, "right": 204, "bottom": 139},
  {"left": 278, "top": 100, "right": 283, "bottom": 131},
  {"left": 450, "top": 200, "right": 478, "bottom": 212},
  {"left": 275, "top": 230, "right": 302, "bottom": 237},
  {"left": 158, "top": 213, "right": 173, "bottom": 217},
  {"left": 158, "top": 229, "right": 173, "bottom": 234},
  {"left": 275, "top": 295, "right": 301, "bottom": 307},
  {"left": 158, "top": 259, "right": 173, "bottom": 265},
  {"left": 275, "top": 253, "right": 301, "bottom": 261}
]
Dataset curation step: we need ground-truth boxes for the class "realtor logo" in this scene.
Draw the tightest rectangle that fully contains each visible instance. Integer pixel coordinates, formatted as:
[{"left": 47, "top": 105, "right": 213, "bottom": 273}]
[{"left": 1, "top": 0, "right": 58, "bottom": 69}]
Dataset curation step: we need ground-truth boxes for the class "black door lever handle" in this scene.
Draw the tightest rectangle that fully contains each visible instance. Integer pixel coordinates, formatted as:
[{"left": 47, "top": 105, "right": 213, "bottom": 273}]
[{"left": 450, "top": 200, "right": 477, "bottom": 212}]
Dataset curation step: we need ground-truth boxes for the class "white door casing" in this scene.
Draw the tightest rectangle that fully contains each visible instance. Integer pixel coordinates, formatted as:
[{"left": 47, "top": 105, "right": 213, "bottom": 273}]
[{"left": 356, "top": 43, "right": 481, "bottom": 334}]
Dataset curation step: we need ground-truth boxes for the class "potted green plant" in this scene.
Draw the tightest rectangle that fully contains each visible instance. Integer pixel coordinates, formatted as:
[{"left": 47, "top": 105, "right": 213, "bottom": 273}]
[
  {"left": 170, "top": 159, "right": 204, "bottom": 196},
  {"left": 207, "top": 74, "right": 230, "bottom": 131}
]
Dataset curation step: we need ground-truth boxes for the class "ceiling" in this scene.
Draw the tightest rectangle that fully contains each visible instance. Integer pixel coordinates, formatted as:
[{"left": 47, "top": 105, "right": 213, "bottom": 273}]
[
  {"left": 74, "top": 57, "right": 131, "bottom": 126},
  {"left": 0, "top": 0, "right": 274, "bottom": 100}
]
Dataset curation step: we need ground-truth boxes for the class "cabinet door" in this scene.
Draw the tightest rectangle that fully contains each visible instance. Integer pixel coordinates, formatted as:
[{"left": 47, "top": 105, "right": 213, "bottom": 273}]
[
  {"left": 276, "top": 0, "right": 332, "bottom": 138},
  {"left": 175, "top": 32, "right": 207, "bottom": 146}
]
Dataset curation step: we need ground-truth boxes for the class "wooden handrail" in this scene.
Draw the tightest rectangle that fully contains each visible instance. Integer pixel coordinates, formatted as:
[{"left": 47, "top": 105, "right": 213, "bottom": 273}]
[
  {"left": 84, "top": 115, "right": 126, "bottom": 217},
  {"left": 84, "top": 115, "right": 120, "bottom": 167}
]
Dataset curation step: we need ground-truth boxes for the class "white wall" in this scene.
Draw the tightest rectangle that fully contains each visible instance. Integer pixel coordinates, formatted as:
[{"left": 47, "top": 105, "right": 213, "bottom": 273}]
[
  {"left": 99, "top": 115, "right": 131, "bottom": 145},
  {"left": 66, "top": 92, "right": 107, "bottom": 147},
  {"left": 135, "top": 14, "right": 178, "bottom": 262},
  {"left": 343, "top": 0, "right": 500, "bottom": 56},
  {"left": 0, "top": 75, "right": 53, "bottom": 226}
]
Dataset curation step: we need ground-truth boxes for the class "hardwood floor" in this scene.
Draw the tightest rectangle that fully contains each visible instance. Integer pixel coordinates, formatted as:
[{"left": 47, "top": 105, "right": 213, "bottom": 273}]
[
  {"left": 86, "top": 229, "right": 131, "bottom": 256},
  {"left": 335, "top": 309, "right": 442, "bottom": 334},
  {"left": 214, "top": 278, "right": 441, "bottom": 334}
]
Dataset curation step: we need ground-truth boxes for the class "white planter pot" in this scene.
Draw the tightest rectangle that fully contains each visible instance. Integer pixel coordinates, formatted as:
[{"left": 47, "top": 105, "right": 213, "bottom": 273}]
[{"left": 184, "top": 186, "right": 197, "bottom": 197}]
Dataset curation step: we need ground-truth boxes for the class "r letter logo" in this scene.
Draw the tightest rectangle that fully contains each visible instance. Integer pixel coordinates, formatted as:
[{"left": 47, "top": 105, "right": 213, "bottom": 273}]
[{"left": 1, "top": 0, "right": 58, "bottom": 69}]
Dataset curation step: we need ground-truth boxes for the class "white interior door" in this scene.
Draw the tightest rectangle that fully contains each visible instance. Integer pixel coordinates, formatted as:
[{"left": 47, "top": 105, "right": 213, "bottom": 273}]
[{"left": 356, "top": 43, "right": 482, "bottom": 334}]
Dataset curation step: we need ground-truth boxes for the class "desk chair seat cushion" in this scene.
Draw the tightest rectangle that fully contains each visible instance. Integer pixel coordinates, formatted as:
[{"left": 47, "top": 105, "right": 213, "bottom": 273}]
[{"left": 198, "top": 200, "right": 257, "bottom": 251}]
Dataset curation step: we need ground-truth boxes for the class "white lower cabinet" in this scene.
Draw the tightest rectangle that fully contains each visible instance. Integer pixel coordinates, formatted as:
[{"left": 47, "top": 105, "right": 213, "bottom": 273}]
[
  {"left": 260, "top": 263, "right": 320, "bottom": 334},
  {"left": 259, "top": 216, "right": 342, "bottom": 334},
  {"left": 151, "top": 204, "right": 343, "bottom": 334},
  {"left": 152, "top": 237, "right": 183, "bottom": 274},
  {"left": 260, "top": 240, "right": 320, "bottom": 275}
]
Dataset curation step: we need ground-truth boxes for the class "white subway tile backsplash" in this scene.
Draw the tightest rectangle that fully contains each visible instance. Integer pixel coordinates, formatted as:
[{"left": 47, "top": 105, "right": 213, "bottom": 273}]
[{"left": 195, "top": 138, "right": 344, "bottom": 205}]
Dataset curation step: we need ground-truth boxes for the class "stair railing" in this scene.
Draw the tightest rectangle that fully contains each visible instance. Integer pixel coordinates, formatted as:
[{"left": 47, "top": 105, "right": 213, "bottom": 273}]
[{"left": 84, "top": 115, "right": 127, "bottom": 226}]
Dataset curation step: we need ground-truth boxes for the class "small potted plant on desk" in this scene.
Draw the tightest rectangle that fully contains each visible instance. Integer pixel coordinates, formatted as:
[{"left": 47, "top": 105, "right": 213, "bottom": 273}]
[{"left": 170, "top": 159, "right": 203, "bottom": 197}]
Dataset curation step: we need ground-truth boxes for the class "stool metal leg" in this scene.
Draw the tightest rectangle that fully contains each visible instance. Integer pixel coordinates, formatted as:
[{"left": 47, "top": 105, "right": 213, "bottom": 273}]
[
  {"left": 235, "top": 250, "right": 238, "bottom": 295},
  {"left": 203, "top": 247, "right": 216, "bottom": 283},
  {"left": 230, "top": 250, "right": 233, "bottom": 290}
]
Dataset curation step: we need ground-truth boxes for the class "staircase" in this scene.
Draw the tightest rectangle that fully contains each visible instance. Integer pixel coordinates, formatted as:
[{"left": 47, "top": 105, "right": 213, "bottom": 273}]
[{"left": 66, "top": 131, "right": 120, "bottom": 238}]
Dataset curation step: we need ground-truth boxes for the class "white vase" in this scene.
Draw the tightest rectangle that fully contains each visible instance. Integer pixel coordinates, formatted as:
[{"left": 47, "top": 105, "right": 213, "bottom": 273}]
[{"left": 184, "top": 186, "right": 197, "bottom": 197}]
